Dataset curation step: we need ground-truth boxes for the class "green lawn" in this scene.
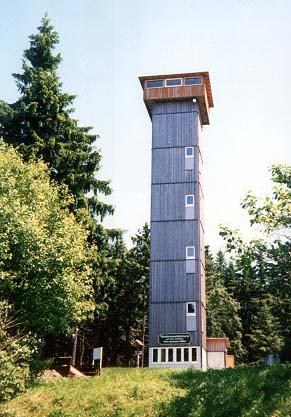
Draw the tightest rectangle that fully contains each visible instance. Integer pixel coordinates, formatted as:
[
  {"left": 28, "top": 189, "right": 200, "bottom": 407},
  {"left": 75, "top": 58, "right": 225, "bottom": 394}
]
[{"left": 1, "top": 365, "right": 290, "bottom": 417}]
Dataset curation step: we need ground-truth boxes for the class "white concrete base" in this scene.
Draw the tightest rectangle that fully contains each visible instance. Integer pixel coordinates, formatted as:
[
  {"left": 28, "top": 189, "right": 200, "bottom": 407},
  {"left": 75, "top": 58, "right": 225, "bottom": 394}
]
[
  {"left": 201, "top": 347, "right": 207, "bottom": 371},
  {"left": 149, "top": 346, "right": 201, "bottom": 369}
]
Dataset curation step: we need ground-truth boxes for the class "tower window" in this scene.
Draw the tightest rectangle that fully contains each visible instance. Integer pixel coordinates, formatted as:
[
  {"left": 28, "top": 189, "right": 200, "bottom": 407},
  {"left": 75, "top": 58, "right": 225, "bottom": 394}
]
[
  {"left": 185, "top": 147, "right": 194, "bottom": 157},
  {"left": 184, "top": 77, "right": 203, "bottom": 86},
  {"left": 150, "top": 347, "right": 198, "bottom": 364},
  {"left": 146, "top": 79, "right": 163, "bottom": 89},
  {"left": 185, "top": 194, "right": 194, "bottom": 207},
  {"left": 165, "top": 78, "right": 182, "bottom": 87},
  {"left": 176, "top": 348, "right": 182, "bottom": 362},
  {"left": 153, "top": 349, "right": 158, "bottom": 362},
  {"left": 186, "top": 302, "right": 196, "bottom": 316},
  {"left": 186, "top": 246, "right": 195, "bottom": 259},
  {"left": 192, "top": 348, "right": 197, "bottom": 362},
  {"left": 183, "top": 348, "right": 189, "bottom": 362}
]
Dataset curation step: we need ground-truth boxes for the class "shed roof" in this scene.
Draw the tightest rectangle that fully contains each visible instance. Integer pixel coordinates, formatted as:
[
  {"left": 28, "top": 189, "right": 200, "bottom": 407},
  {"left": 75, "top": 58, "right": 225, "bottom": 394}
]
[{"left": 206, "top": 338, "right": 231, "bottom": 351}]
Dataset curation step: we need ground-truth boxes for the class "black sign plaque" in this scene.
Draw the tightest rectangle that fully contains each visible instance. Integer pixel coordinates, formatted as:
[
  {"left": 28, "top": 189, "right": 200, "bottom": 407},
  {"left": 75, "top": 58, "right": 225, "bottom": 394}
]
[{"left": 158, "top": 333, "right": 191, "bottom": 345}]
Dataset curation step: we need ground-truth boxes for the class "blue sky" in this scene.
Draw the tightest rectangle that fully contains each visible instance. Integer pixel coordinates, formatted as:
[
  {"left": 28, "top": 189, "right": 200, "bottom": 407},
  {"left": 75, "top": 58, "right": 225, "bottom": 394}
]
[{"left": 1, "top": 0, "right": 290, "bottom": 250}]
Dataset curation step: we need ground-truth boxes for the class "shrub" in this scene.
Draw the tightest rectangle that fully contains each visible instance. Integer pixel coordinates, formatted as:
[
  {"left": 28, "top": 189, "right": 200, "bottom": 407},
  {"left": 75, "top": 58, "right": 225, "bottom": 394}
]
[{"left": 0, "top": 302, "right": 39, "bottom": 402}]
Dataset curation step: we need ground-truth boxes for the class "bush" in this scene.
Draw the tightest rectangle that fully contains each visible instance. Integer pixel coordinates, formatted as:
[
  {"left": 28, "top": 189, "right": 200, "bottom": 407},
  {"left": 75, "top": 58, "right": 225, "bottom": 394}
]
[{"left": 0, "top": 302, "right": 40, "bottom": 403}]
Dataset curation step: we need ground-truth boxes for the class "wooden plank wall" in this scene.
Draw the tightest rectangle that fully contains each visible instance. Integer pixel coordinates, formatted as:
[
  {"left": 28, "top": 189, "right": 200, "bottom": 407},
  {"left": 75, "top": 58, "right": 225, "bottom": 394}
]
[{"left": 149, "top": 100, "right": 205, "bottom": 349}]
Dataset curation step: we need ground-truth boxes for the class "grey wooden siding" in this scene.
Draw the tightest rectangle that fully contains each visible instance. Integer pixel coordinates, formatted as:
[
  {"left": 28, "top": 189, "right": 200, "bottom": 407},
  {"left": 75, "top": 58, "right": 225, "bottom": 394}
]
[
  {"left": 150, "top": 261, "right": 199, "bottom": 302},
  {"left": 200, "top": 264, "right": 206, "bottom": 305},
  {"left": 152, "top": 147, "right": 198, "bottom": 184},
  {"left": 198, "top": 185, "right": 204, "bottom": 220},
  {"left": 151, "top": 183, "right": 197, "bottom": 221},
  {"left": 152, "top": 101, "right": 200, "bottom": 149},
  {"left": 149, "top": 302, "right": 200, "bottom": 346},
  {"left": 150, "top": 220, "right": 199, "bottom": 261},
  {"left": 199, "top": 222, "right": 205, "bottom": 268},
  {"left": 148, "top": 97, "right": 205, "bottom": 353}
]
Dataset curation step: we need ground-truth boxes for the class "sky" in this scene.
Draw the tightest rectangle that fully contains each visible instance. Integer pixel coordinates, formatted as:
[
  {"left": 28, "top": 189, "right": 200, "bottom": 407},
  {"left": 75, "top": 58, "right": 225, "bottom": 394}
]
[{"left": 1, "top": 0, "right": 290, "bottom": 250}]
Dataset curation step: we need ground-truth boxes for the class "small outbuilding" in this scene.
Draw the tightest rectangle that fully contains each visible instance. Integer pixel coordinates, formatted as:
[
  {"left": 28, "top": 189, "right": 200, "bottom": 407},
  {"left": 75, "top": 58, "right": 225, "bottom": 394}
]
[{"left": 206, "top": 338, "right": 231, "bottom": 369}]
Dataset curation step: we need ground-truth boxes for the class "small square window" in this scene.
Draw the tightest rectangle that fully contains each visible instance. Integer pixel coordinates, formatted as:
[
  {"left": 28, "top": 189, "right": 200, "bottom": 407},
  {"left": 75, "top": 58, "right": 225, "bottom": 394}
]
[
  {"left": 186, "top": 246, "right": 195, "bottom": 259},
  {"left": 185, "top": 147, "right": 194, "bottom": 158},
  {"left": 185, "top": 194, "right": 194, "bottom": 207},
  {"left": 186, "top": 302, "right": 196, "bottom": 316}
]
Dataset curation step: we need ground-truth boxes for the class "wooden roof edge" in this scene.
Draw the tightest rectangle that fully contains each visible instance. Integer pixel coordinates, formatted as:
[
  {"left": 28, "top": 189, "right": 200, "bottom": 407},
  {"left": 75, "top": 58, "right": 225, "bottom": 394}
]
[
  {"left": 206, "top": 337, "right": 231, "bottom": 347},
  {"left": 138, "top": 71, "right": 214, "bottom": 108}
]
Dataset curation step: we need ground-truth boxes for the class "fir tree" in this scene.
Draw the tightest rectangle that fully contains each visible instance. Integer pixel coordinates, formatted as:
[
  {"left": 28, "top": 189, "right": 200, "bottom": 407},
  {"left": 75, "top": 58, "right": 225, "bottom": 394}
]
[
  {"left": 205, "top": 247, "right": 244, "bottom": 361},
  {"left": 249, "top": 295, "right": 283, "bottom": 360},
  {"left": 0, "top": 16, "right": 113, "bottom": 226}
]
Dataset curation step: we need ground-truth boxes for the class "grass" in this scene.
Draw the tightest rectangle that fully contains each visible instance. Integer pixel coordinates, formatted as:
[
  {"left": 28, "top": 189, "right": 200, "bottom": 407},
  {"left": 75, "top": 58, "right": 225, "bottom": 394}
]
[{"left": 1, "top": 365, "right": 290, "bottom": 417}]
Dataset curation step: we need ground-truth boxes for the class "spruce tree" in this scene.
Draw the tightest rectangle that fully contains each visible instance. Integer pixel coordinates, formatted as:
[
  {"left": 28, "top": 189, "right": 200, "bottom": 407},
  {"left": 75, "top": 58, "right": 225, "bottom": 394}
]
[
  {"left": 0, "top": 16, "right": 113, "bottom": 226},
  {"left": 205, "top": 247, "right": 244, "bottom": 361},
  {"left": 249, "top": 295, "right": 283, "bottom": 360}
]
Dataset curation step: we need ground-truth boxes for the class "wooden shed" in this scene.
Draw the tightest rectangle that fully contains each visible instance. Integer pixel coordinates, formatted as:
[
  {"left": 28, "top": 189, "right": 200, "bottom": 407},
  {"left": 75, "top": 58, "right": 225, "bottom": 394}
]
[{"left": 206, "top": 338, "right": 230, "bottom": 369}]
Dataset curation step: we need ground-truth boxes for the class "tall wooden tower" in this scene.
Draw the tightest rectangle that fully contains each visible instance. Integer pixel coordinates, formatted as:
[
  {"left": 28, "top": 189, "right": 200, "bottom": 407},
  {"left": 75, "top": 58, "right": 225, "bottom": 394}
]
[{"left": 139, "top": 72, "right": 213, "bottom": 369}]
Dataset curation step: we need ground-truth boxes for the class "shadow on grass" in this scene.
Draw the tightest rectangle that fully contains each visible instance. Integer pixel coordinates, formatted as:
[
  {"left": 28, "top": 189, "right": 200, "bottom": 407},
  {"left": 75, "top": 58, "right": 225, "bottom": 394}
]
[{"left": 159, "top": 364, "right": 291, "bottom": 417}]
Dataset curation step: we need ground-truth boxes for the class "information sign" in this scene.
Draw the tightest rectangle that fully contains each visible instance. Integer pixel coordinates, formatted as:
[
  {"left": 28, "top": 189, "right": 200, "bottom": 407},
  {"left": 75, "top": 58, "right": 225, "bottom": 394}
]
[{"left": 158, "top": 333, "right": 191, "bottom": 345}]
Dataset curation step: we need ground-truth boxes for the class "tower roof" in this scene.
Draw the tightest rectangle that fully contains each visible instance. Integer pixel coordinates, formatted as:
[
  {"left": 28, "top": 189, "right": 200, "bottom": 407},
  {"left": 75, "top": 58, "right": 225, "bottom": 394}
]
[{"left": 139, "top": 71, "right": 213, "bottom": 125}]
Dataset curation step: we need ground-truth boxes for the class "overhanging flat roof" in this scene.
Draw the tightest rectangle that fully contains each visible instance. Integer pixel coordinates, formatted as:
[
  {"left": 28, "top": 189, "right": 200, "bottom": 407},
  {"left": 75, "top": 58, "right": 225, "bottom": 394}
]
[{"left": 139, "top": 71, "right": 214, "bottom": 108}]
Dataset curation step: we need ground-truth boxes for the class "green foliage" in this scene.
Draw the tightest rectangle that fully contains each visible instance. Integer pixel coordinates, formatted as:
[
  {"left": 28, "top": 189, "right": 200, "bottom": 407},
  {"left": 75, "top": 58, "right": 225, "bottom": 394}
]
[
  {"left": 99, "top": 224, "right": 150, "bottom": 365},
  {"left": 164, "top": 365, "right": 291, "bottom": 417},
  {"left": 126, "top": 224, "right": 150, "bottom": 342},
  {"left": 249, "top": 295, "right": 284, "bottom": 356},
  {"left": 205, "top": 248, "right": 244, "bottom": 360},
  {"left": 0, "top": 15, "right": 113, "bottom": 224},
  {"left": 242, "top": 164, "right": 291, "bottom": 233},
  {"left": 219, "top": 164, "right": 291, "bottom": 362},
  {"left": 0, "top": 142, "right": 94, "bottom": 336},
  {"left": 2, "top": 365, "right": 291, "bottom": 417},
  {"left": 0, "top": 302, "right": 40, "bottom": 403}
]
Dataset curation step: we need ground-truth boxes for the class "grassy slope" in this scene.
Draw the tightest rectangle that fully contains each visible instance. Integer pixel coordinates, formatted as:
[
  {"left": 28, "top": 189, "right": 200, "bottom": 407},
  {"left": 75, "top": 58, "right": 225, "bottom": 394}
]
[{"left": 1, "top": 365, "right": 290, "bottom": 417}]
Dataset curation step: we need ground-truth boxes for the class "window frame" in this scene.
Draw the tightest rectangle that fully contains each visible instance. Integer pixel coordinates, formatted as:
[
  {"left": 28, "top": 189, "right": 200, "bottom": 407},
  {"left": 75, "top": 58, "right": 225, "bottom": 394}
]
[
  {"left": 165, "top": 78, "right": 182, "bottom": 87},
  {"left": 151, "top": 347, "right": 198, "bottom": 364},
  {"left": 185, "top": 146, "right": 194, "bottom": 158},
  {"left": 186, "top": 246, "right": 195, "bottom": 259},
  {"left": 183, "top": 348, "right": 189, "bottom": 362},
  {"left": 145, "top": 79, "right": 164, "bottom": 89},
  {"left": 153, "top": 348, "right": 158, "bottom": 362},
  {"left": 186, "top": 302, "right": 196, "bottom": 316},
  {"left": 185, "top": 194, "right": 195, "bottom": 207},
  {"left": 160, "top": 348, "right": 166, "bottom": 362},
  {"left": 168, "top": 348, "right": 174, "bottom": 362},
  {"left": 192, "top": 347, "right": 197, "bottom": 362},
  {"left": 184, "top": 76, "right": 203, "bottom": 86},
  {"left": 176, "top": 348, "right": 182, "bottom": 362}
]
